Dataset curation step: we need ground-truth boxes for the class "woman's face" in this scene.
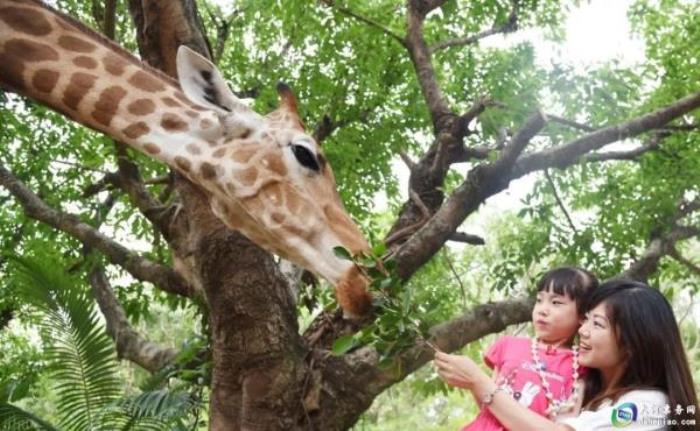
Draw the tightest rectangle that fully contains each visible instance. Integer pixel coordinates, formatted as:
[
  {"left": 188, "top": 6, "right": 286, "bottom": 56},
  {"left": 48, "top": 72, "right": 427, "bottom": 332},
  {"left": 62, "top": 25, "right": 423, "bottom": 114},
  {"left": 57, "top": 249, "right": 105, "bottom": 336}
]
[{"left": 578, "top": 302, "right": 626, "bottom": 372}]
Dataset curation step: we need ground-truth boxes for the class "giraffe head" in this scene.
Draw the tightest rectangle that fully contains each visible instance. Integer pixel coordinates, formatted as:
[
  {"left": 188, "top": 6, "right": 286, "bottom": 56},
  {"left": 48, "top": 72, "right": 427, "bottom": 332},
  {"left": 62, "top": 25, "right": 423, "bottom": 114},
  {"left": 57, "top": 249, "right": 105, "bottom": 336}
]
[{"left": 176, "top": 47, "right": 372, "bottom": 318}]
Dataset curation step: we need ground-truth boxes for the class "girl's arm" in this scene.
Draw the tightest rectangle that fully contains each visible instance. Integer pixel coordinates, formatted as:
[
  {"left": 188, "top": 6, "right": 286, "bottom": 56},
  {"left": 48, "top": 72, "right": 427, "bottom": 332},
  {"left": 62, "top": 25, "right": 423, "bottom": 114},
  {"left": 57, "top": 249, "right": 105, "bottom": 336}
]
[{"left": 435, "top": 352, "right": 574, "bottom": 431}]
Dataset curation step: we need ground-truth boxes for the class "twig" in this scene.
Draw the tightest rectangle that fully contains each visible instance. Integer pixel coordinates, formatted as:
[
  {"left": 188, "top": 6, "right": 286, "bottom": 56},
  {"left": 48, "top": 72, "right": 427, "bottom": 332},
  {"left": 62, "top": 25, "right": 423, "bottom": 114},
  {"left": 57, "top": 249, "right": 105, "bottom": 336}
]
[
  {"left": 543, "top": 168, "right": 578, "bottom": 234},
  {"left": 548, "top": 114, "right": 596, "bottom": 132},
  {"left": 431, "top": 0, "right": 519, "bottom": 52},
  {"left": 53, "top": 159, "right": 111, "bottom": 175},
  {"left": 442, "top": 249, "right": 466, "bottom": 307},
  {"left": 319, "top": 0, "right": 406, "bottom": 46}
]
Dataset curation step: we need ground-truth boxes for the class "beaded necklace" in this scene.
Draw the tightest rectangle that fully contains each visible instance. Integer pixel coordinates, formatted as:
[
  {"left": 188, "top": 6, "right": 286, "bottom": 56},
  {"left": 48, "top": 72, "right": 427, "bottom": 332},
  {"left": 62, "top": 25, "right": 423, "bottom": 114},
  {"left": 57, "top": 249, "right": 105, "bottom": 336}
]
[{"left": 530, "top": 337, "right": 581, "bottom": 419}]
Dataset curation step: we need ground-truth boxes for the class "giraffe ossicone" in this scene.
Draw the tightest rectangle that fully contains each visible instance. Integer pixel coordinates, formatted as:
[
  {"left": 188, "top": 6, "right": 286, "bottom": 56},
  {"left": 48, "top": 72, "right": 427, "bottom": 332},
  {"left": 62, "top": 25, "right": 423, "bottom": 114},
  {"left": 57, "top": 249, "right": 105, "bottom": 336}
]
[{"left": 0, "top": 0, "right": 373, "bottom": 318}]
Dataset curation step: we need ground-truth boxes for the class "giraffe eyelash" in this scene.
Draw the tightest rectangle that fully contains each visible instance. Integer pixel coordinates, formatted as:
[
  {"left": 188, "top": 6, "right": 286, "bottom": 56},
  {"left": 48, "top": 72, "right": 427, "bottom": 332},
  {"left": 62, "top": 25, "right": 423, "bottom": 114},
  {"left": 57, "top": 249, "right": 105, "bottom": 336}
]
[{"left": 290, "top": 143, "right": 320, "bottom": 172}]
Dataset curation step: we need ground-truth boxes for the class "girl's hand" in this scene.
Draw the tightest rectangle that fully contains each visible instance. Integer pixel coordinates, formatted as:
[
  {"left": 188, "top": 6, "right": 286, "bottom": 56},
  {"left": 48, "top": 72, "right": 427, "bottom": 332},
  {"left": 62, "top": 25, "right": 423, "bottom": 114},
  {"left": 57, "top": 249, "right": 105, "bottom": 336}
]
[{"left": 434, "top": 351, "right": 490, "bottom": 390}]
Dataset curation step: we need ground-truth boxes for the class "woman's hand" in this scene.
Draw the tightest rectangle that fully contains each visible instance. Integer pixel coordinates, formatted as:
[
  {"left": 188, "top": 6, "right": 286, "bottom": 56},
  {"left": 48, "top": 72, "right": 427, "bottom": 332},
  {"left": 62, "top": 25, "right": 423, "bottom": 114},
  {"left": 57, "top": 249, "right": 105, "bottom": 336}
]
[{"left": 434, "top": 351, "right": 491, "bottom": 390}]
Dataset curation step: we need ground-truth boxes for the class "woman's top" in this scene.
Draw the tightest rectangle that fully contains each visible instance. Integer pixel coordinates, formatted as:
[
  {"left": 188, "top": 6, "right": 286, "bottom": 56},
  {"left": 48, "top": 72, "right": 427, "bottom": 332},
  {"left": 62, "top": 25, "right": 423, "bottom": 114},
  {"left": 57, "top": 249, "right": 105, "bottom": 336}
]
[{"left": 559, "top": 389, "right": 670, "bottom": 430}]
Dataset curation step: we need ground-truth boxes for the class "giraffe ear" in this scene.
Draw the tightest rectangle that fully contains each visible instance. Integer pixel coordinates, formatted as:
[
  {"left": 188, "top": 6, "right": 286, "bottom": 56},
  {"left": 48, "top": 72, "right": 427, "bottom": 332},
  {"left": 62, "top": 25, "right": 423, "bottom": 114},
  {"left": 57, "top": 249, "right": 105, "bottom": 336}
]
[{"left": 176, "top": 46, "right": 248, "bottom": 114}]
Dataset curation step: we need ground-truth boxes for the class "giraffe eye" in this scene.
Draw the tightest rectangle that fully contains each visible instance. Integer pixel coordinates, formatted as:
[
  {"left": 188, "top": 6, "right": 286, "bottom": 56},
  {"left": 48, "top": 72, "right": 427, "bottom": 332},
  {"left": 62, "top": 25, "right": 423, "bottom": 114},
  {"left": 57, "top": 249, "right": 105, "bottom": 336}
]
[{"left": 291, "top": 144, "right": 320, "bottom": 172}]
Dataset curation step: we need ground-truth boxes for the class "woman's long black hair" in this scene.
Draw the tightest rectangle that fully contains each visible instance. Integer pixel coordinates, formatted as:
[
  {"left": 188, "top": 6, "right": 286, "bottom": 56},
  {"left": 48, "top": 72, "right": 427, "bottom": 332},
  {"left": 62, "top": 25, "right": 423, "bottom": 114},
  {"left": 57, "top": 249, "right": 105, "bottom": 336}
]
[{"left": 582, "top": 279, "right": 698, "bottom": 430}]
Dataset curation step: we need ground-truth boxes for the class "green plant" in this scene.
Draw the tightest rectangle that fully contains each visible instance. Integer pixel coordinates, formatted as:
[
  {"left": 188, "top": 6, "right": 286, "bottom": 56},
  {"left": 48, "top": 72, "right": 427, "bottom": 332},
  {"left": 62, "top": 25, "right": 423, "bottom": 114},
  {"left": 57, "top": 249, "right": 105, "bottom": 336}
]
[{"left": 0, "top": 256, "right": 198, "bottom": 430}]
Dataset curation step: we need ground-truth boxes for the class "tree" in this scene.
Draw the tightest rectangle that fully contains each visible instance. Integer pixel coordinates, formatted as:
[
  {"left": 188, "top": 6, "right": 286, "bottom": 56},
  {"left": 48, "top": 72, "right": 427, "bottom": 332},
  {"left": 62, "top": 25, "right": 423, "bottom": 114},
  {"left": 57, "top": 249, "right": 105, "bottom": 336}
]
[{"left": 1, "top": 0, "right": 698, "bottom": 429}]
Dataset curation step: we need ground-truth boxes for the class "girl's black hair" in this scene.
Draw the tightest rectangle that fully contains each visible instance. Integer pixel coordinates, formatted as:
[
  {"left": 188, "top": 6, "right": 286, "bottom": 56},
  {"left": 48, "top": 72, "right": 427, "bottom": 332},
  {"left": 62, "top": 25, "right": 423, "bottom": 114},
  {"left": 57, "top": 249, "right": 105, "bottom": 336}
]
[
  {"left": 536, "top": 267, "right": 599, "bottom": 314},
  {"left": 582, "top": 279, "right": 699, "bottom": 431}
]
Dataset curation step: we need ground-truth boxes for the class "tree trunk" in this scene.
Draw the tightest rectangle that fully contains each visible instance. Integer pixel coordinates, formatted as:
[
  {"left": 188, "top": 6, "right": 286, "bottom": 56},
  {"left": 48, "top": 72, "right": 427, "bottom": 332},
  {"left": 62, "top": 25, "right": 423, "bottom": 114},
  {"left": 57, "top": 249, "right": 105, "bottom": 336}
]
[{"left": 126, "top": 2, "right": 310, "bottom": 429}]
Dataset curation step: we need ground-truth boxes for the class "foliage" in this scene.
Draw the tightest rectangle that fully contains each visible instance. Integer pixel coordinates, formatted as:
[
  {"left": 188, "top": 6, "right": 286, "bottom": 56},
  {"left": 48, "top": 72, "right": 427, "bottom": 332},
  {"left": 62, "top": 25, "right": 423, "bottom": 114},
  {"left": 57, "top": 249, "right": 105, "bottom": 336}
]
[
  {"left": 1, "top": 0, "right": 700, "bottom": 428},
  {"left": 0, "top": 256, "right": 201, "bottom": 430}
]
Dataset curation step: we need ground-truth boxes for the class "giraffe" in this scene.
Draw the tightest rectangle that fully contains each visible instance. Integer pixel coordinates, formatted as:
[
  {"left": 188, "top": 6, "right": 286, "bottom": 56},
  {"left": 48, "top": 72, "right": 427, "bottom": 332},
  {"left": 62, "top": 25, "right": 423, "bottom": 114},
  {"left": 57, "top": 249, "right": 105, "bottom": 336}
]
[{"left": 0, "top": 0, "right": 373, "bottom": 318}]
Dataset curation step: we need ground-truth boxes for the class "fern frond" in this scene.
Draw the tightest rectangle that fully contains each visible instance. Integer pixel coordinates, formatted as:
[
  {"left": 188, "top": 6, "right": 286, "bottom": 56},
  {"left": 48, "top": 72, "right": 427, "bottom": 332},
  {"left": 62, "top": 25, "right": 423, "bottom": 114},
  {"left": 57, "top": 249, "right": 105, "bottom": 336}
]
[
  {"left": 0, "top": 402, "right": 59, "bottom": 431},
  {"left": 11, "top": 256, "right": 122, "bottom": 431}
]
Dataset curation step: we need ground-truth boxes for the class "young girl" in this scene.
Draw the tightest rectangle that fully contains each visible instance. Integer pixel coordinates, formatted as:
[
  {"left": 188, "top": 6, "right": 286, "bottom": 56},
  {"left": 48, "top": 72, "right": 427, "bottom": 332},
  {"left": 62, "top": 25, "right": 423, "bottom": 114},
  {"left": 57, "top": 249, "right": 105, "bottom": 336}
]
[{"left": 460, "top": 267, "right": 599, "bottom": 430}]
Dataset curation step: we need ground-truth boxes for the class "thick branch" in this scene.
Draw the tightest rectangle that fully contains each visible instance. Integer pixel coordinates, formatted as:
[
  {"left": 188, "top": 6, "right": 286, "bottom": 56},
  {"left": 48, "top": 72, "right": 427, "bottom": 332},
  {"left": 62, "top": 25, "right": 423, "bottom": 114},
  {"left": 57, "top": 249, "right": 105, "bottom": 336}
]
[
  {"left": 514, "top": 91, "right": 700, "bottom": 175},
  {"left": 0, "top": 164, "right": 193, "bottom": 298},
  {"left": 623, "top": 224, "right": 700, "bottom": 282},
  {"left": 449, "top": 232, "right": 485, "bottom": 245},
  {"left": 669, "top": 247, "right": 700, "bottom": 277},
  {"left": 114, "top": 144, "right": 176, "bottom": 240},
  {"left": 392, "top": 112, "right": 545, "bottom": 278},
  {"left": 405, "top": 4, "right": 453, "bottom": 130},
  {"left": 89, "top": 266, "right": 176, "bottom": 372}
]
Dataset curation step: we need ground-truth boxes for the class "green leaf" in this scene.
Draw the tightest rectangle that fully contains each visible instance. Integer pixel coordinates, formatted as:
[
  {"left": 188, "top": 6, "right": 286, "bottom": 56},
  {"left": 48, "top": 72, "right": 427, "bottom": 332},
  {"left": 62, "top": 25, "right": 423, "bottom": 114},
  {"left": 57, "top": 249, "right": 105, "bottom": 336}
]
[
  {"left": 333, "top": 246, "right": 352, "bottom": 261},
  {"left": 331, "top": 334, "right": 357, "bottom": 355}
]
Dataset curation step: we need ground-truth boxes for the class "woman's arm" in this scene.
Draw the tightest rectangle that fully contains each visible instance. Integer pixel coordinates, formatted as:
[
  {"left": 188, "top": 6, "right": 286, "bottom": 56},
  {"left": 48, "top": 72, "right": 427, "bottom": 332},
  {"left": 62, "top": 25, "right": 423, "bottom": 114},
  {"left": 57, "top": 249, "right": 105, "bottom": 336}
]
[{"left": 434, "top": 352, "right": 574, "bottom": 431}]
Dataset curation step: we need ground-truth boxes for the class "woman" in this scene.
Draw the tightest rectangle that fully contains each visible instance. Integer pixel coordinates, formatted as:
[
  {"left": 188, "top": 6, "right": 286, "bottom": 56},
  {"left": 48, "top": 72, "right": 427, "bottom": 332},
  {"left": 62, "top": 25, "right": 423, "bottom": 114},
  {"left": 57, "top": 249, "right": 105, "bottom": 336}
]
[{"left": 434, "top": 279, "right": 699, "bottom": 430}]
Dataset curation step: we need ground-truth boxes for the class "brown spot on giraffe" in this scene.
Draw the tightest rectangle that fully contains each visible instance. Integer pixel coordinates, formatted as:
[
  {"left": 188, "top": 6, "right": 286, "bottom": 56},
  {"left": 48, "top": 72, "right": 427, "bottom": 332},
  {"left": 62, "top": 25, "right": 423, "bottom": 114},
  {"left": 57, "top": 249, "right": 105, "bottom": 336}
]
[
  {"left": 58, "top": 35, "right": 96, "bottom": 53},
  {"left": 32, "top": 69, "right": 59, "bottom": 93},
  {"left": 200, "top": 118, "right": 214, "bottom": 130},
  {"left": 186, "top": 143, "right": 202, "bottom": 155},
  {"left": 103, "top": 54, "right": 128, "bottom": 76},
  {"left": 0, "top": 54, "right": 25, "bottom": 90},
  {"left": 185, "top": 110, "right": 199, "bottom": 118},
  {"left": 122, "top": 122, "right": 150, "bottom": 139},
  {"left": 161, "top": 113, "right": 188, "bottom": 132},
  {"left": 63, "top": 72, "right": 97, "bottom": 110},
  {"left": 239, "top": 128, "right": 252, "bottom": 139},
  {"left": 236, "top": 166, "right": 258, "bottom": 186},
  {"left": 286, "top": 189, "right": 303, "bottom": 215},
  {"left": 127, "top": 98, "right": 155, "bottom": 116},
  {"left": 174, "top": 156, "right": 191, "bottom": 172},
  {"left": 263, "top": 154, "right": 287, "bottom": 176},
  {"left": 93, "top": 85, "right": 127, "bottom": 126},
  {"left": 162, "top": 97, "right": 181, "bottom": 107},
  {"left": 271, "top": 212, "right": 285, "bottom": 224},
  {"left": 232, "top": 147, "right": 257, "bottom": 164},
  {"left": 200, "top": 162, "right": 218, "bottom": 180},
  {"left": 128, "top": 70, "right": 165, "bottom": 92},
  {"left": 212, "top": 147, "right": 227, "bottom": 158},
  {"left": 0, "top": 6, "right": 52, "bottom": 36},
  {"left": 5, "top": 38, "right": 59, "bottom": 62},
  {"left": 73, "top": 55, "right": 97, "bottom": 69},
  {"left": 260, "top": 182, "right": 283, "bottom": 206},
  {"left": 143, "top": 143, "right": 161, "bottom": 155}
]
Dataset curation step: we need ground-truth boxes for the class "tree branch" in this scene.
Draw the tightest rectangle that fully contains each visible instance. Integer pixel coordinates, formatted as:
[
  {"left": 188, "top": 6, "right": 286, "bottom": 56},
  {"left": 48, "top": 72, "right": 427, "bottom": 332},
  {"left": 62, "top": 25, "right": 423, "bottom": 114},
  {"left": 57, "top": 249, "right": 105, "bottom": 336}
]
[
  {"left": 405, "top": 3, "right": 453, "bottom": 131},
  {"left": 623, "top": 224, "right": 700, "bottom": 282},
  {"left": 393, "top": 111, "right": 545, "bottom": 279},
  {"left": 583, "top": 134, "right": 662, "bottom": 163},
  {"left": 88, "top": 266, "right": 176, "bottom": 372},
  {"left": 449, "top": 231, "right": 485, "bottom": 245},
  {"left": 0, "top": 164, "right": 194, "bottom": 298},
  {"left": 544, "top": 168, "right": 578, "bottom": 234},
  {"left": 514, "top": 91, "right": 700, "bottom": 175},
  {"left": 431, "top": 0, "right": 519, "bottom": 52},
  {"left": 669, "top": 246, "right": 700, "bottom": 277},
  {"left": 318, "top": 0, "right": 406, "bottom": 46}
]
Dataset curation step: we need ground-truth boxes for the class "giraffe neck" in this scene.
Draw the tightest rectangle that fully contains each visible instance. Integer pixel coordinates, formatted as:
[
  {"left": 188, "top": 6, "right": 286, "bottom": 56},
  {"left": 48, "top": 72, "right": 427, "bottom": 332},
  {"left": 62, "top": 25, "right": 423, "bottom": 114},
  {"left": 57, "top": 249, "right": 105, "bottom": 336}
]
[{"left": 0, "top": 0, "right": 217, "bottom": 171}]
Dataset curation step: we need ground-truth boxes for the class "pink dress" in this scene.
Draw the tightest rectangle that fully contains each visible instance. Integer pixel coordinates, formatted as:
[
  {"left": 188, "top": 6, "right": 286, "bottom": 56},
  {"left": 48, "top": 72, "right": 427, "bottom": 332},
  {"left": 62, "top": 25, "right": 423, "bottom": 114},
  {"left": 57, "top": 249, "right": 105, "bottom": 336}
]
[{"left": 461, "top": 336, "right": 584, "bottom": 431}]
